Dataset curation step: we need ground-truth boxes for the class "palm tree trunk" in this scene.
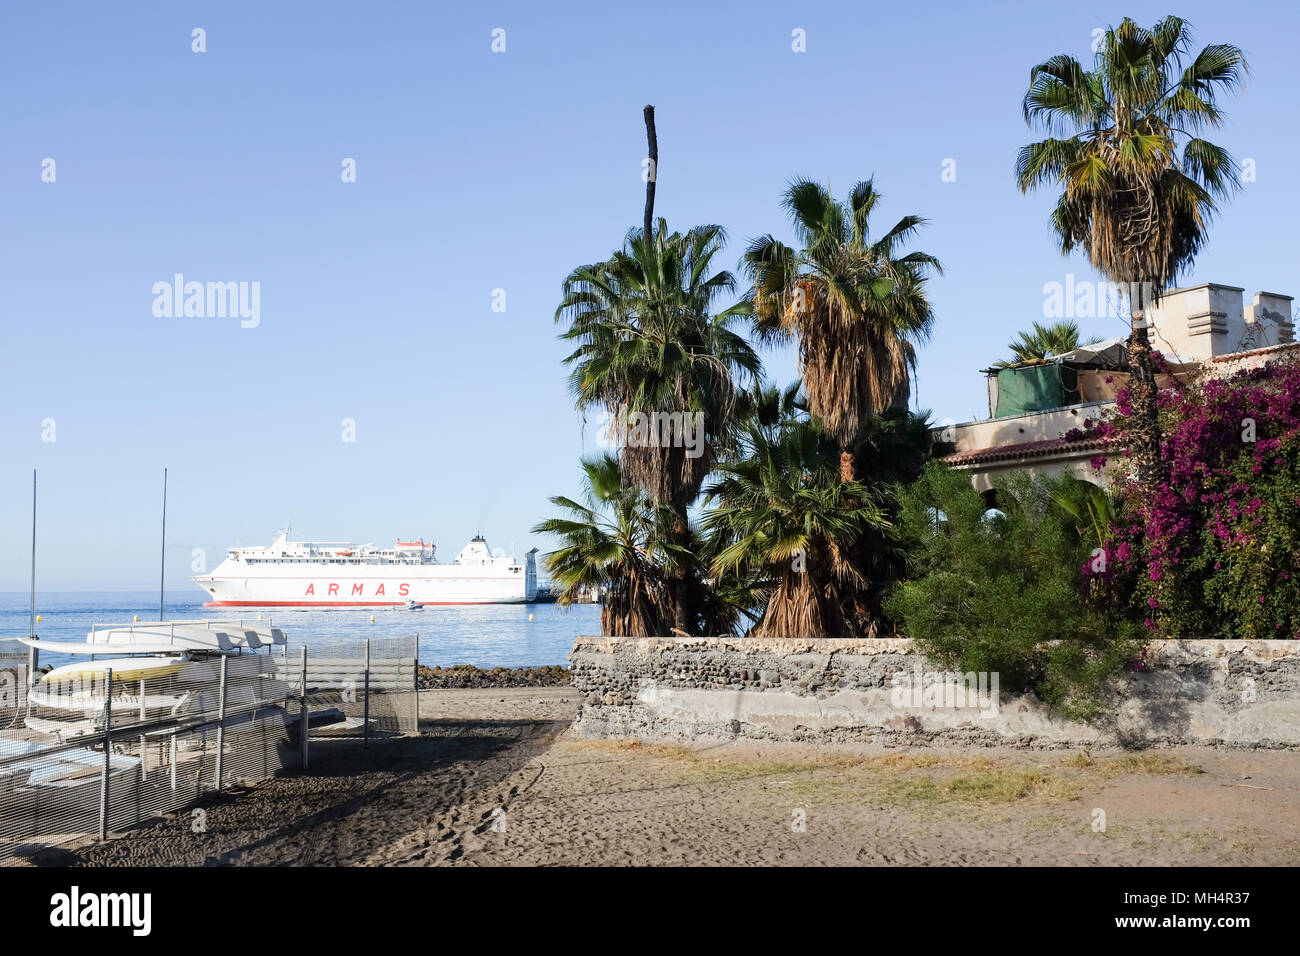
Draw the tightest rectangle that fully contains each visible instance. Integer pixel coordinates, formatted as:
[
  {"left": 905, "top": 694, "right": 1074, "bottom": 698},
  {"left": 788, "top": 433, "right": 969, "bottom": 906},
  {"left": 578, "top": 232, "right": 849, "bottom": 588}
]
[
  {"left": 1126, "top": 309, "right": 1162, "bottom": 494},
  {"left": 839, "top": 449, "right": 856, "bottom": 483},
  {"left": 672, "top": 508, "right": 691, "bottom": 634}
]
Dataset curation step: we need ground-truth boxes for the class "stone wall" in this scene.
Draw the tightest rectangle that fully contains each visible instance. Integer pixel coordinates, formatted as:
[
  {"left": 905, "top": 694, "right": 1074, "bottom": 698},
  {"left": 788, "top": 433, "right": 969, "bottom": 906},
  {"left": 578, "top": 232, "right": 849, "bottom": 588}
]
[{"left": 568, "top": 636, "right": 1300, "bottom": 749}]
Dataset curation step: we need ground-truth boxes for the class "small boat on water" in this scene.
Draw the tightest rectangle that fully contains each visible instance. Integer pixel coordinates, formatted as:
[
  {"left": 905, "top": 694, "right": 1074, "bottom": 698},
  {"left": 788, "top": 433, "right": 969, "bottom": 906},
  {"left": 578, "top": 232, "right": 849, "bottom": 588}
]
[{"left": 404, "top": 599, "right": 424, "bottom": 611}]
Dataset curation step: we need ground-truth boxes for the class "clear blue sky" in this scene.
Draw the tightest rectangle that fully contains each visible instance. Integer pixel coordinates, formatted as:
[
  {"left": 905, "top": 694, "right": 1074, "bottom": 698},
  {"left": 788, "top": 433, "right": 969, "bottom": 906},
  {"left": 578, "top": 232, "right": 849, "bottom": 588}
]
[{"left": 3, "top": 1, "right": 1297, "bottom": 589}]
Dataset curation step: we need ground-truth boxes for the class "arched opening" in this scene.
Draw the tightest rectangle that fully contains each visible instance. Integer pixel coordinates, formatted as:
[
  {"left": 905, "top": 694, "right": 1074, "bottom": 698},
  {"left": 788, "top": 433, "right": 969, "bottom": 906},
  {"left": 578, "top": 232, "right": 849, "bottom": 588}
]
[{"left": 979, "top": 487, "right": 1007, "bottom": 524}]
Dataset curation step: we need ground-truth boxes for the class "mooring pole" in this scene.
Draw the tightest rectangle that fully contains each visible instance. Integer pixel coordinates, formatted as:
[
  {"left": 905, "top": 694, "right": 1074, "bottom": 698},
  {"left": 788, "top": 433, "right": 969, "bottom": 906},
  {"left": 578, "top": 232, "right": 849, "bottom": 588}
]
[{"left": 99, "top": 668, "right": 113, "bottom": 840}]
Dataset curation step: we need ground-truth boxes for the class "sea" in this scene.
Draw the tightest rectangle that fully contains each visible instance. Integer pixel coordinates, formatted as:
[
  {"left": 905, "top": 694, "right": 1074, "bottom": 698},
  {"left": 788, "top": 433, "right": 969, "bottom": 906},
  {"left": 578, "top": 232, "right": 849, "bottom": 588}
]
[{"left": 0, "top": 591, "right": 599, "bottom": 670}]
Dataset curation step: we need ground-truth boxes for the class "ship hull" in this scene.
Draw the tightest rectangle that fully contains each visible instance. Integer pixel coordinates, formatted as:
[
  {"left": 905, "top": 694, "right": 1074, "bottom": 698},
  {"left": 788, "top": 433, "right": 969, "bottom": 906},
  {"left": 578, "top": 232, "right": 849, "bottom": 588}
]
[
  {"left": 204, "top": 600, "right": 523, "bottom": 606},
  {"left": 195, "top": 563, "right": 537, "bottom": 607}
]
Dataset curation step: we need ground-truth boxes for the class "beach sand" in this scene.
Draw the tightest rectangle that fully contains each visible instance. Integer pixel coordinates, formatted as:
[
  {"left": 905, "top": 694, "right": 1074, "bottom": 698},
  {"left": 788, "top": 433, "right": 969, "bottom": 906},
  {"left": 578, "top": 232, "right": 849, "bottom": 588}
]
[{"left": 18, "top": 687, "right": 1300, "bottom": 866}]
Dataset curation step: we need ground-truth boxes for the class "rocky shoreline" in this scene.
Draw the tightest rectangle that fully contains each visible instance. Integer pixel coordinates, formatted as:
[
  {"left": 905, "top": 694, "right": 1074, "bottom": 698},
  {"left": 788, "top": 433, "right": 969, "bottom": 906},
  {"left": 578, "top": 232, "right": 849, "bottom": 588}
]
[{"left": 417, "top": 663, "right": 570, "bottom": 690}]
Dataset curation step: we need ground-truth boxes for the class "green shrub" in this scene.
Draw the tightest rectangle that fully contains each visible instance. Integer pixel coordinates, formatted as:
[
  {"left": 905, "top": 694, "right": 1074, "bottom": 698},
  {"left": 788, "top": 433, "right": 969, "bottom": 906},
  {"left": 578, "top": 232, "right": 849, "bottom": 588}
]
[{"left": 885, "top": 464, "right": 1140, "bottom": 718}]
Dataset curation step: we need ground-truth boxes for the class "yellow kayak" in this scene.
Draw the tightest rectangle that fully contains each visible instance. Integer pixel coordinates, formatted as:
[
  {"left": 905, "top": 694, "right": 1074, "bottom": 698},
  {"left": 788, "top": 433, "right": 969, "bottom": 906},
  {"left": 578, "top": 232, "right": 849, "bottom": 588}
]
[{"left": 42, "top": 656, "right": 189, "bottom": 685}]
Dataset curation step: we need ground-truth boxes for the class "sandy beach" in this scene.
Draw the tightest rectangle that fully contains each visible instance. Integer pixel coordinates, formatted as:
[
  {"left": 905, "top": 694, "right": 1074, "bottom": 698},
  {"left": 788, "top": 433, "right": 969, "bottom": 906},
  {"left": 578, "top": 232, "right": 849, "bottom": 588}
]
[{"left": 17, "top": 687, "right": 1300, "bottom": 867}]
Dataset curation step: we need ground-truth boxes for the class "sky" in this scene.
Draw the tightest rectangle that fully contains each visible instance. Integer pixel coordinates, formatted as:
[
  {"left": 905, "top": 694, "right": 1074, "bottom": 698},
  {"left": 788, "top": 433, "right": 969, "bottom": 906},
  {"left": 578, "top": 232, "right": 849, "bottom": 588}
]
[{"left": 2, "top": 0, "right": 1298, "bottom": 590}]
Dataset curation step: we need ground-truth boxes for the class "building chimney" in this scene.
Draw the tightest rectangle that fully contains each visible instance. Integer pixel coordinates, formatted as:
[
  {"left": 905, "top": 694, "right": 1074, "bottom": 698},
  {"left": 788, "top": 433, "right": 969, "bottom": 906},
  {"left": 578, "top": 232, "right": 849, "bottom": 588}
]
[
  {"left": 1146, "top": 283, "right": 1245, "bottom": 362},
  {"left": 1245, "top": 292, "right": 1295, "bottom": 348}
]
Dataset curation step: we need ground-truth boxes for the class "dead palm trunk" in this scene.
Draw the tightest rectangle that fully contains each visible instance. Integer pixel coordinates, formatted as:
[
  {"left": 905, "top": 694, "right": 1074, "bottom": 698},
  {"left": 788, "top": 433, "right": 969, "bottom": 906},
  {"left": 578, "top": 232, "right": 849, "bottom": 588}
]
[
  {"left": 642, "top": 105, "right": 657, "bottom": 248},
  {"left": 641, "top": 104, "right": 690, "bottom": 634}
]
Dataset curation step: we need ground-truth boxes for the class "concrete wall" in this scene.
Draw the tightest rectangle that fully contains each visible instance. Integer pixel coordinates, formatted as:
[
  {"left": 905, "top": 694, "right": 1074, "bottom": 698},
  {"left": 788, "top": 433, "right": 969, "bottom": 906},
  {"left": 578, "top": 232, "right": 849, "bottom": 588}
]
[
  {"left": 569, "top": 636, "right": 1300, "bottom": 750},
  {"left": 948, "top": 402, "right": 1109, "bottom": 453}
]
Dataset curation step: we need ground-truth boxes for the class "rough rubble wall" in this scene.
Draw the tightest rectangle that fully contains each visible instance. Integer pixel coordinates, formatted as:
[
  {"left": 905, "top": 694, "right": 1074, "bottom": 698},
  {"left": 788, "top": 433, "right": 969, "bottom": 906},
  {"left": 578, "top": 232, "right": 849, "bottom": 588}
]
[{"left": 568, "top": 637, "right": 1300, "bottom": 749}]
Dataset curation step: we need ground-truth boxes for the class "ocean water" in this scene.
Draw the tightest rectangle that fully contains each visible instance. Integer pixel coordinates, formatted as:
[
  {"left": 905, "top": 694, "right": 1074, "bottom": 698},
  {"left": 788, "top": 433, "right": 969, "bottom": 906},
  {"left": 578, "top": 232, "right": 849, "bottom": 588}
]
[{"left": 0, "top": 591, "right": 599, "bottom": 670}]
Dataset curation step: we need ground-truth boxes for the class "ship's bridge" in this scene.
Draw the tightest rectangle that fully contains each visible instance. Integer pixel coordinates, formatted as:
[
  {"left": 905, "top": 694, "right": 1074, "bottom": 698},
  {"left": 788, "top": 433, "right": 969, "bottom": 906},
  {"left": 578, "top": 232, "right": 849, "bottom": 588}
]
[{"left": 455, "top": 535, "right": 509, "bottom": 566}]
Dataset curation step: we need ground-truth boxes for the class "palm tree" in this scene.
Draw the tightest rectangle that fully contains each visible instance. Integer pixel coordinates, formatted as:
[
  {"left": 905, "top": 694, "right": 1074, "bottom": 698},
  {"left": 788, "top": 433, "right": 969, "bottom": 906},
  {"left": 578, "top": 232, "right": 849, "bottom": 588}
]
[
  {"left": 1016, "top": 16, "right": 1247, "bottom": 493},
  {"left": 555, "top": 220, "right": 761, "bottom": 633},
  {"left": 532, "top": 455, "right": 674, "bottom": 637},
  {"left": 1050, "top": 476, "right": 1119, "bottom": 553},
  {"left": 845, "top": 403, "right": 938, "bottom": 622},
  {"left": 744, "top": 178, "right": 941, "bottom": 482},
  {"left": 993, "top": 319, "right": 1098, "bottom": 367},
  {"left": 704, "top": 384, "right": 895, "bottom": 637}
]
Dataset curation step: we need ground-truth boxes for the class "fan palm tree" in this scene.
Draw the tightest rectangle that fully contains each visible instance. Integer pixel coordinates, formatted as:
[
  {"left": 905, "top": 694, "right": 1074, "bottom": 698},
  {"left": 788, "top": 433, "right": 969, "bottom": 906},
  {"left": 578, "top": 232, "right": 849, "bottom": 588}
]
[
  {"left": 532, "top": 455, "right": 675, "bottom": 637},
  {"left": 743, "top": 178, "right": 941, "bottom": 482},
  {"left": 704, "top": 385, "right": 895, "bottom": 638},
  {"left": 993, "top": 319, "right": 1098, "bottom": 367},
  {"left": 1050, "top": 476, "right": 1119, "bottom": 552},
  {"left": 1016, "top": 15, "right": 1247, "bottom": 493},
  {"left": 845, "top": 403, "right": 938, "bottom": 623},
  {"left": 555, "top": 220, "right": 761, "bottom": 633}
]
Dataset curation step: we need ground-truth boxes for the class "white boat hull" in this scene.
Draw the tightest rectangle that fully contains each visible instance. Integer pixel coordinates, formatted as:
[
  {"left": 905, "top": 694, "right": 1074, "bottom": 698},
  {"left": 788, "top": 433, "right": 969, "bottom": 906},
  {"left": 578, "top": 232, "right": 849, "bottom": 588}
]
[
  {"left": 195, "top": 560, "right": 537, "bottom": 606},
  {"left": 194, "top": 533, "right": 538, "bottom": 607}
]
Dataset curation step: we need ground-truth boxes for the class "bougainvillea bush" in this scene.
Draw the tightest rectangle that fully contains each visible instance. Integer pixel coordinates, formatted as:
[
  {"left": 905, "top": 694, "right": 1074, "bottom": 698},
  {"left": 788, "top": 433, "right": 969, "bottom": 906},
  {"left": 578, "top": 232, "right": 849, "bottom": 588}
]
[{"left": 1087, "top": 355, "right": 1300, "bottom": 639}]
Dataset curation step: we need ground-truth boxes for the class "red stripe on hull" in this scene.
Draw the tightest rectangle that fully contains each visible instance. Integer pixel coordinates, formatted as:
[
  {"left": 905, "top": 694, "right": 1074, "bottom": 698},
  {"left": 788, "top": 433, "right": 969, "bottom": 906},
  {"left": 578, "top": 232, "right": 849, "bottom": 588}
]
[{"left": 203, "top": 600, "right": 514, "bottom": 607}]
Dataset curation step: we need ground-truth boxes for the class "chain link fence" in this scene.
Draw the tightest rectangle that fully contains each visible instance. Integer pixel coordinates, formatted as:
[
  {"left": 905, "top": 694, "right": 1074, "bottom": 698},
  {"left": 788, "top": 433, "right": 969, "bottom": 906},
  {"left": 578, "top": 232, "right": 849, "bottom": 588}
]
[{"left": 0, "top": 634, "right": 419, "bottom": 860}]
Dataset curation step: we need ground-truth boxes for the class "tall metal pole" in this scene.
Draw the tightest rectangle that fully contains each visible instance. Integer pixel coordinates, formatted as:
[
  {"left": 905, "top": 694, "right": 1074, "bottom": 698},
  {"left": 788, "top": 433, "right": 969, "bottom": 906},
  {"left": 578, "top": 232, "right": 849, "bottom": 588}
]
[
  {"left": 299, "top": 646, "right": 309, "bottom": 770},
  {"left": 363, "top": 638, "right": 371, "bottom": 747},
  {"left": 214, "top": 654, "right": 228, "bottom": 791},
  {"left": 159, "top": 467, "right": 168, "bottom": 622},
  {"left": 413, "top": 632, "right": 420, "bottom": 735},
  {"left": 99, "top": 668, "right": 113, "bottom": 840},
  {"left": 28, "top": 470, "right": 36, "bottom": 637},
  {"left": 139, "top": 679, "right": 148, "bottom": 780},
  {"left": 28, "top": 470, "right": 38, "bottom": 683}
]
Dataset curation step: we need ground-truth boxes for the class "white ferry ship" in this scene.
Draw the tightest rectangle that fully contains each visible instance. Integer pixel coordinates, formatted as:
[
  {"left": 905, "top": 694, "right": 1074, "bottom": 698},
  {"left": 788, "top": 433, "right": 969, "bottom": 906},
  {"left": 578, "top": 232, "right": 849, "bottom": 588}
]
[{"left": 193, "top": 532, "right": 538, "bottom": 607}]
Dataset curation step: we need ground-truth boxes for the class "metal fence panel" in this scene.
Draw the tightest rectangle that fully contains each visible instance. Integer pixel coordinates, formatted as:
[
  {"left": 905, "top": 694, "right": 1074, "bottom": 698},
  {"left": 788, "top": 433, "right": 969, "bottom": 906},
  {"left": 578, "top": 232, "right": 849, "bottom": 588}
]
[{"left": 280, "top": 634, "right": 419, "bottom": 739}]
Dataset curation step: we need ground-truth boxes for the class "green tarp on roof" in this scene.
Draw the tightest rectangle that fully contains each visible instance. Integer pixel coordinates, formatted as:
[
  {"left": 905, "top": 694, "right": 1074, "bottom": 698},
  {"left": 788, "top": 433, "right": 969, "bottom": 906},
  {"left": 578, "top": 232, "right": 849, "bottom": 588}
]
[{"left": 994, "top": 364, "right": 1080, "bottom": 417}]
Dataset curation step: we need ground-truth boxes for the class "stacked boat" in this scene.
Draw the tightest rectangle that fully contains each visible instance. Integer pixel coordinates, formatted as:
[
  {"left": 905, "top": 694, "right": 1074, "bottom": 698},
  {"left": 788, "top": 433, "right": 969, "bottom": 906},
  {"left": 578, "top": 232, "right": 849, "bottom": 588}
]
[
  {"left": 17, "top": 619, "right": 291, "bottom": 739},
  {"left": 0, "top": 620, "right": 305, "bottom": 842}
]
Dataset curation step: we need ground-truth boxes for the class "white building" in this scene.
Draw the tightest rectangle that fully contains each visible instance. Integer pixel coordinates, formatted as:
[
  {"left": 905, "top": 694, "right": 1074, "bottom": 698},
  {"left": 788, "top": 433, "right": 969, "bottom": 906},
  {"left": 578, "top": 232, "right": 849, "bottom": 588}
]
[{"left": 940, "top": 283, "right": 1295, "bottom": 496}]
